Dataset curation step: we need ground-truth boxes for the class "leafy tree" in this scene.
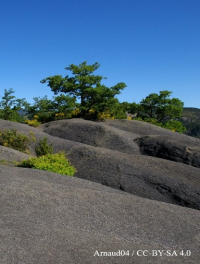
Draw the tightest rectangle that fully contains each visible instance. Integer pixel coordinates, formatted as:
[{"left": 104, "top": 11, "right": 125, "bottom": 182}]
[
  {"left": 0, "top": 88, "right": 28, "bottom": 122},
  {"left": 52, "top": 94, "right": 77, "bottom": 118},
  {"left": 41, "top": 61, "right": 126, "bottom": 117},
  {"left": 162, "top": 120, "right": 186, "bottom": 133},
  {"left": 121, "top": 101, "right": 139, "bottom": 115},
  {"left": 138, "top": 90, "right": 184, "bottom": 123},
  {"left": 27, "top": 94, "right": 77, "bottom": 122},
  {"left": 27, "top": 96, "right": 55, "bottom": 123},
  {"left": 107, "top": 99, "right": 127, "bottom": 119},
  {"left": 133, "top": 90, "right": 186, "bottom": 132}
]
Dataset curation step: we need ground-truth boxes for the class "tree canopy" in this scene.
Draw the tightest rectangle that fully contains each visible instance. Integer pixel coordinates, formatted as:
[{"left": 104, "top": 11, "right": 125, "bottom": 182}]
[
  {"left": 138, "top": 90, "right": 184, "bottom": 122},
  {"left": 41, "top": 61, "right": 126, "bottom": 116},
  {"left": 133, "top": 90, "right": 185, "bottom": 132},
  {"left": 0, "top": 62, "right": 189, "bottom": 134},
  {"left": 0, "top": 88, "right": 28, "bottom": 122}
]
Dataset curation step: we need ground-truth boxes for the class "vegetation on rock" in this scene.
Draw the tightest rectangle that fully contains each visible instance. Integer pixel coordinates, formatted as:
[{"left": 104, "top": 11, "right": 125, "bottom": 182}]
[
  {"left": 0, "top": 128, "right": 76, "bottom": 176},
  {"left": 35, "top": 137, "right": 53, "bottom": 157},
  {"left": 126, "top": 90, "right": 186, "bottom": 132},
  {"left": 18, "top": 152, "right": 76, "bottom": 176},
  {"left": 0, "top": 129, "right": 35, "bottom": 153}
]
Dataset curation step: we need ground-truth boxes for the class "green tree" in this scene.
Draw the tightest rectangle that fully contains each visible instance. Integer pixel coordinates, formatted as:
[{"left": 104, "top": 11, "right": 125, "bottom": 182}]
[
  {"left": 139, "top": 90, "right": 184, "bottom": 122},
  {"left": 52, "top": 94, "right": 77, "bottom": 118},
  {"left": 41, "top": 61, "right": 126, "bottom": 117},
  {"left": 27, "top": 94, "right": 77, "bottom": 122},
  {"left": 27, "top": 96, "right": 55, "bottom": 123},
  {"left": 162, "top": 120, "right": 186, "bottom": 133},
  {"left": 135, "top": 90, "right": 185, "bottom": 132},
  {"left": 121, "top": 101, "right": 139, "bottom": 115},
  {"left": 0, "top": 88, "right": 28, "bottom": 122}
]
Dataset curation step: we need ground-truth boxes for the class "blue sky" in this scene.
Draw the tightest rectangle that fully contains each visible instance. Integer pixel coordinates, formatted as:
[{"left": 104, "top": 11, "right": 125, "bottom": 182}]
[{"left": 0, "top": 0, "right": 199, "bottom": 107}]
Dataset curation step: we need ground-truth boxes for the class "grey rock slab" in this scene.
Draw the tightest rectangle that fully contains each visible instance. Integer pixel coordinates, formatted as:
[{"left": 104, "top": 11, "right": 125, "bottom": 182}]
[
  {"left": 67, "top": 144, "right": 200, "bottom": 210},
  {"left": 135, "top": 135, "right": 200, "bottom": 168},
  {"left": 1, "top": 119, "right": 200, "bottom": 210},
  {"left": 0, "top": 166, "right": 200, "bottom": 263},
  {"left": 0, "top": 119, "right": 80, "bottom": 155},
  {"left": 40, "top": 118, "right": 141, "bottom": 154},
  {"left": 0, "top": 145, "right": 32, "bottom": 162},
  {"left": 105, "top": 119, "right": 200, "bottom": 168},
  {"left": 105, "top": 119, "right": 200, "bottom": 141}
]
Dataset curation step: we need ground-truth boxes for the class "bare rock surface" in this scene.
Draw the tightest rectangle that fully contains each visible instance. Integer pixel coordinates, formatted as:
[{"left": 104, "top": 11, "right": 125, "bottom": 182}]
[
  {"left": 40, "top": 118, "right": 141, "bottom": 154},
  {"left": 0, "top": 118, "right": 200, "bottom": 210},
  {"left": 67, "top": 145, "right": 200, "bottom": 210},
  {"left": 0, "top": 145, "right": 32, "bottom": 162},
  {"left": 0, "top": 118, "right": 200, "bottom": 263},
  {"left": 105, "top": 119, "right": 200, "bottom": 167},
  {"left": 105, "top": 119, "right": 200, "bottom": 140},
  {"left": 0, "top": 166, "right": 200, "bottom": 264},
  {"left": 135, "top": 135, "right": 200, "bottom": 168},
  {"left": 40, "top": 118, "right": 200, "bottom": 167}
]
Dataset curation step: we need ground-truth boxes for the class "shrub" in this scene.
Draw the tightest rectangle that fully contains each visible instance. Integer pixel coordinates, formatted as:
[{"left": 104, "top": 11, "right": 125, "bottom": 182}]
[
  {"left": 18, "top": 152, "right": 76, "bottom": 176},
  {"left": 133, "top": 117, "right": 143, "bottom": 121},
  {"left": 97, "top": 110, "right": 115, "bottom": 121},
  {"left": 162, "top": 120, "right": 186, "bottom": 133},
  {"left": 71, "top": 108, "right": 81, "bottom": 117},
  {"left": 25, "top": 115, "right": 41, "bottom": 127},
  {"left": 25, "top": 119, "right": 41, "bottom": 127},
  {"left": 0, "top": 109, "right": 25, "bottom": 123},
  {"left": 133, "top": 117, "right": 186, "bottom": 133},
  {"left": 35, "top": 137, "right": 53, "bottom": 157},
  {"left": 55, "top": 112, "right": 65, "bottom": 120},
  {"left": 84, "top": 109, "right": 115, "bottom": 121},
  {"left": 36, "top": 112, "right": 55, "bottom": 123},
  {"left": 0, "top": 129, "right": 35, "bottom": 153}
]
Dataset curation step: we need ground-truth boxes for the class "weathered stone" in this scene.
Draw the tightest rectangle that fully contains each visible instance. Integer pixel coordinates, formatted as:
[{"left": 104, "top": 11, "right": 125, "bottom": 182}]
[
  {"left": 0, "top": 118, "right": 200, "bottom": 210},
  {"left": 135, "top": 135, "right": 200, "bottom": 168},
  {"left": 0, "top": 166, "right": 200, "bottom": 264}
]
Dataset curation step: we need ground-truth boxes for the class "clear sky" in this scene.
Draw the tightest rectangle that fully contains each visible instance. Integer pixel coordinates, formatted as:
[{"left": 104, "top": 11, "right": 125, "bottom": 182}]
[{"left": 0, "top": 0, "right": 199, "bottom": 107}]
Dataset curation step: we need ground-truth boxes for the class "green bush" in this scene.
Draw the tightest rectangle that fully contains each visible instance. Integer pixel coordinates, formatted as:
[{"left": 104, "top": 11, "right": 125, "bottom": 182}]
[
  {"left": 162, "top": 120, "right": 186, "bottom": 133},
  {"left": 35, "top": 137, "right": 53, "bottom": 157},
  {"left": 17, "top": 152, "right": 76, "bottom": 176},
  {"left": 133, "top": 117, "right": 186, "bottom": 133},
  {"left": 25, "top": 119, "right": 41, "bottom": 127},
  {"left": 0, "top": 129, "right": 35, "bottom": 153}
]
